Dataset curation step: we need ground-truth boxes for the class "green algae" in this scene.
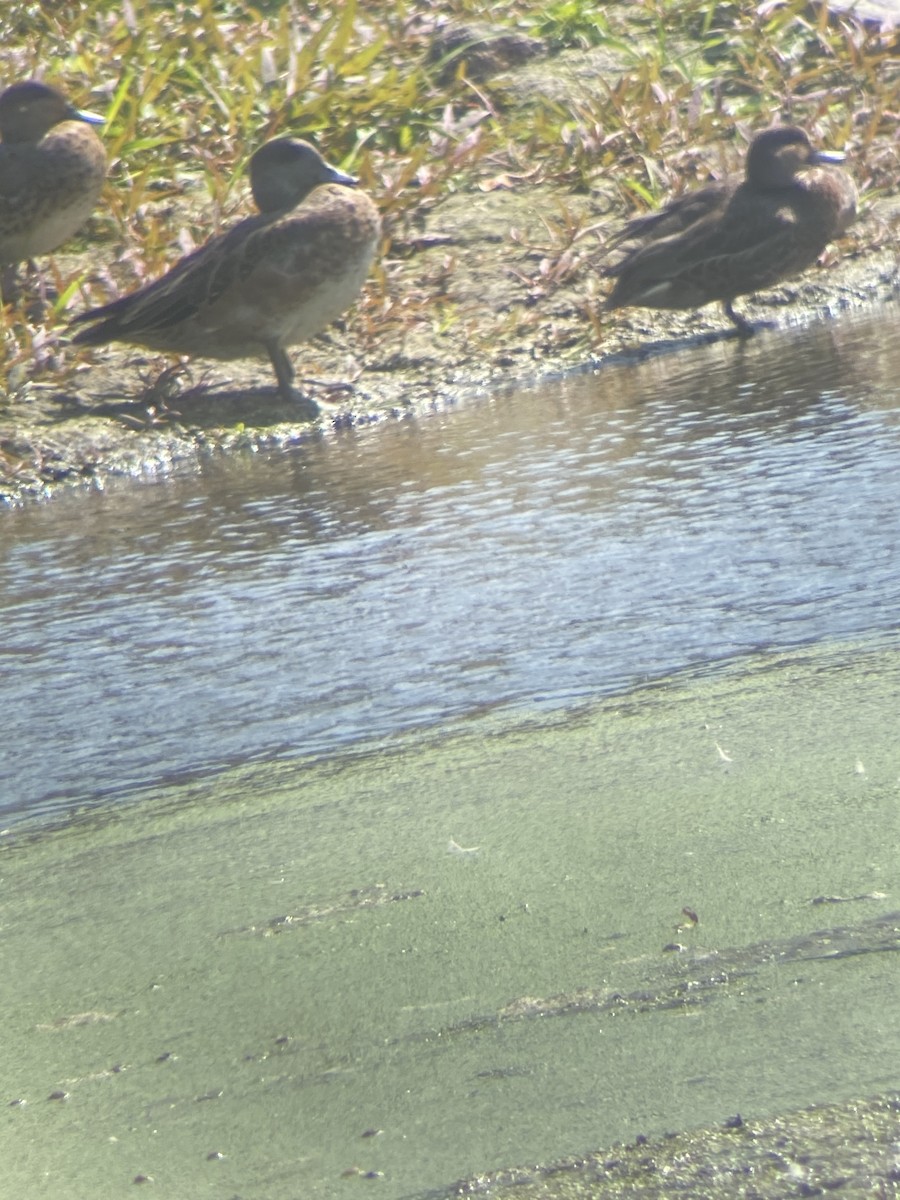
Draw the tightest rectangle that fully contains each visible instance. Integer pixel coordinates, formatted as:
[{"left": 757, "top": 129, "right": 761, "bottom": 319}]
[{"left": 1, "top": 639, "right": 898, "bottom": 1197}]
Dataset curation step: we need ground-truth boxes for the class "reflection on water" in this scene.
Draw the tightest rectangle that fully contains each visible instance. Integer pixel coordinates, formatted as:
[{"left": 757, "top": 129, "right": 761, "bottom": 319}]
[{"left": 1, "top": 309, "right": 899, "bottom": 821}]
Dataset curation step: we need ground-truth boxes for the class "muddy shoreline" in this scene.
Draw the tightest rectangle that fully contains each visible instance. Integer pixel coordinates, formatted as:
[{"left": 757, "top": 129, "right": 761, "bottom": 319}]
[
  {"left": 443, "top": 1092, "right": 900, "bottom": 1198},
  {"left": 2, "top": 200, "right": 896, "bottom": 509},
  {"left": 2, "top": 42, "right": 897, "bottom": 509}
]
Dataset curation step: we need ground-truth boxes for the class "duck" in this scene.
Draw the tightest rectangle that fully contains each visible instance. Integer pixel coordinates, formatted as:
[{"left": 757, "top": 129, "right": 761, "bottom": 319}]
[
  {"left": 604, "top": 126, "right": 857, "bottom": 334},
  {"left": 70, "top": 137, "right": 382, "bottom": 414},
  {"left": 0, "top": 80, "right": 106, "bottom": 276}
]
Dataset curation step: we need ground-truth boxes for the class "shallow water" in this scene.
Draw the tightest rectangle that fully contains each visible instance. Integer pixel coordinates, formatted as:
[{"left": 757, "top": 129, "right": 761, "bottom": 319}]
[
  {"left": 1, "top": 309, "right": 900, "bottom": 823},
  {"left": 1, "top": 307, "right": 900, "bottom": 1198}
]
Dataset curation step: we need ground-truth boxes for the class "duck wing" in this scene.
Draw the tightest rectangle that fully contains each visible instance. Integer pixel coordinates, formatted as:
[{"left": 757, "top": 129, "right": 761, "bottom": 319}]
[
  {"left": 606, "top": 190, "right": 801, "bottom": 309},
  {"left": 70, "top": 209, "right": 278, "bottom": 344},
  {"left": 603, "top": 181, "right": 734, "bottom": 264}
]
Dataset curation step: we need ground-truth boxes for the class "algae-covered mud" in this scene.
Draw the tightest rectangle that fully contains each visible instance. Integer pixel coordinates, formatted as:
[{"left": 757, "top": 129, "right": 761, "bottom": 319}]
[
  {"left": 2, "top": 640, "right": 898, "bottom": 1197},
  {"left": 1, "top": 0, "right": 898, "bottom": 504}
]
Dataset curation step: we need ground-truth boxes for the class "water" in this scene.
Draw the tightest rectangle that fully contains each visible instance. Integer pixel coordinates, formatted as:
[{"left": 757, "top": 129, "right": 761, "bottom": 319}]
[
  {"left": 2, "top": 307, "right": 900, "bottom": 1199},
  {"left": 2, "top": 311, "right": 899, "bottom": 822}
]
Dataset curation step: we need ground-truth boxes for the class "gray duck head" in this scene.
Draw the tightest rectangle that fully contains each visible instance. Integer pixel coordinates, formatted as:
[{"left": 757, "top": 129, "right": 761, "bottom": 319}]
[
  {"left": 0, "top": 80, "right": 103, "bottom": 144},
  {"left": 744, "top": 126, "right": 845, "bottom": 190},
  {"left": 249, "top": 138, "right": 358, "bottom": 213}
]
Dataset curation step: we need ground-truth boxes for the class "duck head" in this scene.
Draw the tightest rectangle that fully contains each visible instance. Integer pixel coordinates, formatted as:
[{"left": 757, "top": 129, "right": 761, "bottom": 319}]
[
  {"left": 745, "top": 126, "right": 846, "bottom": 188},
  {"left": 249, "top": 138, "right": 358, "bottom": 213},
  {"left": 0, "top": 80, "right": 103, "bottom": 143}
]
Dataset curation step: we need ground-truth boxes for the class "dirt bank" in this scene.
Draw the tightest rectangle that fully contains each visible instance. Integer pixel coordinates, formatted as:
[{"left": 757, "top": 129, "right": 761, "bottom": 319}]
[{"left": 1, "top": 31, "right": 897, "bottom": 507}]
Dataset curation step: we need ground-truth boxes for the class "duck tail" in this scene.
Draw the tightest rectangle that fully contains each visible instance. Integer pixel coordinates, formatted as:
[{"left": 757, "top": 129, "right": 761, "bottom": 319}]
[{"left": 68, "top": 296, "right": 128, "bottom": 345}]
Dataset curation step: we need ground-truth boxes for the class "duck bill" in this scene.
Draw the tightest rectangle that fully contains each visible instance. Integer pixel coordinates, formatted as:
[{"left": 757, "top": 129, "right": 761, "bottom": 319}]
[
  {"left": 69, "top": 104, "right": 105, "bottom": 126},
  {"left": 810, "top": 149, "right": 846, "bottom": 165},
  {"left": 326, "top": 165, "right": 358, "bottom": 187}
]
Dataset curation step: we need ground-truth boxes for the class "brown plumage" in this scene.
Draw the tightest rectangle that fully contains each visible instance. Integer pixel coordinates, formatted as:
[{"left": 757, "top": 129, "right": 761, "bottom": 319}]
[
  {"left": 604, "top": 126, "right": 857, "bottom": 334},
  {"left": 70, "top": 138, "right": 381, "bottom": 413},
  {"left": 0, "top": 80, "right": 106, "bottom": 268}
]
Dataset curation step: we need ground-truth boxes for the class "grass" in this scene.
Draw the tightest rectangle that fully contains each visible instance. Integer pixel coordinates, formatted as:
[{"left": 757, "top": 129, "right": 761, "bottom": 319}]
[{"left": 0, "top": 0, "right": 897, "bottom": 401}]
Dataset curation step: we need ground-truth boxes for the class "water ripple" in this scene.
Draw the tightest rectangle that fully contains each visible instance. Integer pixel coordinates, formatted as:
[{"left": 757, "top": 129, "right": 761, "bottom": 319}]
[{"left": 1, "top": 311, "right": 899, "bottom": 820}]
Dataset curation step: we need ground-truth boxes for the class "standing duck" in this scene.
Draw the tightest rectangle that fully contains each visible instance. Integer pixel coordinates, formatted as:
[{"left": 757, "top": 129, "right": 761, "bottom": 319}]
[
  {"left": 70, "top": 137, "right": 381, "bottom": 415},
  {"left": 0, "top": 80, "right": 106, "bottom": 283},
  {"left": 604, "top": 126, "right": 857, "bottom": 333}
]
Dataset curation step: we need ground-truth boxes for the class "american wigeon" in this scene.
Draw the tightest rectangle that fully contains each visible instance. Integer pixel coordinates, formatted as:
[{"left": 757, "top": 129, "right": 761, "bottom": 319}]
[
  {"left": 604, "top": 126, "right": 857, "bottom": 333},
  {"left": 0, "top": 80, "right": 106, "bottom": 273},
  {"left": 71, "top": 137, "right": 381, "bottom": 415}
]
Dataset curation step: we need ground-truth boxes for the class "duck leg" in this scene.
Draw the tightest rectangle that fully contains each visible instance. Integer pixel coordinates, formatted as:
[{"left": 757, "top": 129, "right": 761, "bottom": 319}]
[
  {"left": 723, "top": 300, "right": 755, "bottom": 336},
  {"left": 266, "top": 341, "right": 320, "bottom": 417}
]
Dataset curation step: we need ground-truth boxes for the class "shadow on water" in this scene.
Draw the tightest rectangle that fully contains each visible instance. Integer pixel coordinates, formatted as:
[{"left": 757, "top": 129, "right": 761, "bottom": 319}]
[{"left": 1, "top": 306, "right": 900, "bottom": 1197}]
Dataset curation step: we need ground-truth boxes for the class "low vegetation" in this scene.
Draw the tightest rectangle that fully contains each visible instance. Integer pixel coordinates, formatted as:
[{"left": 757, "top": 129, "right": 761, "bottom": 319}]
[{"left": 0, "top": 0, "right": 897, "bottom": 495}]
